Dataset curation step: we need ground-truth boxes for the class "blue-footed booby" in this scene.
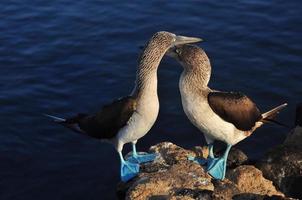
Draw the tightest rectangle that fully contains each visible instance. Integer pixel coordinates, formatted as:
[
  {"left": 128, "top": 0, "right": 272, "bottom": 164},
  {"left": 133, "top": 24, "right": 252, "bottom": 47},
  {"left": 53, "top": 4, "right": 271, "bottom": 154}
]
[
  {"left": 45, "top": 32, "right": 202, "bottom": 182},
  {"left": 167, "top": 44, "right": 287, "bottom": 180}
]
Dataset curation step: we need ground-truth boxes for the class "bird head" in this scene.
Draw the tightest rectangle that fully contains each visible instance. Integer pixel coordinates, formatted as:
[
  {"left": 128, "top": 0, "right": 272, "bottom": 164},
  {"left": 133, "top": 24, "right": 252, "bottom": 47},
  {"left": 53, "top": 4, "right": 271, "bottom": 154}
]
[
  {"left": 166, "top": 44, "right": 210, "bottom": 72},
  {"left": 141, "top": 31, "right": 203, "bottom": 55}
]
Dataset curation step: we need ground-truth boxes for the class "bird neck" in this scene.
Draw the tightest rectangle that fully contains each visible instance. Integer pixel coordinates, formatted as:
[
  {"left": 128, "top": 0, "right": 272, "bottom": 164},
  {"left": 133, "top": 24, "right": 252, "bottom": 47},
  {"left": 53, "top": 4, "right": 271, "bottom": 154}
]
[
  {"left": 181, "top": 48, "right": 212, "bottom": 90},
  {"left": 181, "top": 65, "right": 211, "bottom": 91},
  {"left": 132, "top": 42, "right": 166, "bottom": 100}
]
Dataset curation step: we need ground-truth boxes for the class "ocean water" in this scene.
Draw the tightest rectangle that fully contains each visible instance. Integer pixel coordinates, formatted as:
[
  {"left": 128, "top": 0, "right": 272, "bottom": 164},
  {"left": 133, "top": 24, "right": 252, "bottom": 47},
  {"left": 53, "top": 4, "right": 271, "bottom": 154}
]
[{"left": 0, "top": 1, "right": 301, "bottom": 199}]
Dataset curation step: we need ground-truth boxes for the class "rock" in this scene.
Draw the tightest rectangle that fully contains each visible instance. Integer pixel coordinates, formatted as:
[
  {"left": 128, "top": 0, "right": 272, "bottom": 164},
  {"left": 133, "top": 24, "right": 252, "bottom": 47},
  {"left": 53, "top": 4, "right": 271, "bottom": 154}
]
[
  {"left": 284, "top": 126, "right": 302, "bottom": 147},
  {"left": 226, "top": 148, "right": 249, "bottom": 168},
  {"left": 192, "top": 145, "right": 249, "bottom": 169},
  {"left": 126, "top": 161, "right": 213, "bottom": 200},
  {"left": 212, "top": 179, "right": 240, "bottom": 200},
  {"left": 124, "top": 142, "right": 213, "bottom": 200},
  {"left": 233, "top": 193, "right": 296, "bottom": 200},
  {"left": 173, "top": 188, "right": 213, "bottom": 200},
  {"left": 149, "top": 142, "right": 196, "bottom": 165},
  {"left": 257, "top": 145, "right": 302, "bottom": 199},
  {"left": 226, "top": 165, "right": 284, "bottom": 197},
  {"left": 191, "top": 146, "right": 209, "bottom": 160},
  {"left": 118, "top": 142, "right": 294, "bottom": 200},
  {"left": 257, "top": 126, "right": 302, "bottom": 199}
]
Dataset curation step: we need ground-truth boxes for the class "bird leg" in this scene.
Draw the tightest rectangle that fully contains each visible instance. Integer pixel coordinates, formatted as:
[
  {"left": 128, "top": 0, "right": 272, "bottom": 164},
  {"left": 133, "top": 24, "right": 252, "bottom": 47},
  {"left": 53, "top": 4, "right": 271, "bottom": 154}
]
[
  {"left": 208, "top": 143, "right": 215, "bottom": 159},
  {"left": 126, "top": 143, "right": 157, "bottom": 164},
  {"left": 206, "top": 144, "right": 232, "bottom": 180},
  {"left": 119, "top": 151, "right": 139, "bottom": 182}
]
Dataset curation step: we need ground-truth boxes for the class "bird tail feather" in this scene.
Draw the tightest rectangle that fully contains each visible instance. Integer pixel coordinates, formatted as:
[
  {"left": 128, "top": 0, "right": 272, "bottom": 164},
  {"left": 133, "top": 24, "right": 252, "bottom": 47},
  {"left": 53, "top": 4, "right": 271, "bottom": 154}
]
[
  {"left": 44, "top": 114, "right": 66, "bottom": 122},
  {"left": 261, "top": 103, "right": 288, "bottom": 128},
  {"left": 44, "top": 113, "right": 84, "bottom": 133}
]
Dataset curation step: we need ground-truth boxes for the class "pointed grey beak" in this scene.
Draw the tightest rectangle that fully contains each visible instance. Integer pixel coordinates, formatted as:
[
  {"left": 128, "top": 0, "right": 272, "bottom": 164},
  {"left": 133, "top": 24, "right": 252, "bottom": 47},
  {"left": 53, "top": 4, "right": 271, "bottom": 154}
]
[{"left": 173, "top": 35, "right": 203, "bottom": 45}]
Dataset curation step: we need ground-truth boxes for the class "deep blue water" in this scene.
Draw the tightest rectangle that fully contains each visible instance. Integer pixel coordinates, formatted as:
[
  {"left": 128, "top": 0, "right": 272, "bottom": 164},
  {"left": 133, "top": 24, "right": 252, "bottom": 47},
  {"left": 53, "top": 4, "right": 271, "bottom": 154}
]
[{"left": 0, "top": 1, "right": 301, "bottom": 199}]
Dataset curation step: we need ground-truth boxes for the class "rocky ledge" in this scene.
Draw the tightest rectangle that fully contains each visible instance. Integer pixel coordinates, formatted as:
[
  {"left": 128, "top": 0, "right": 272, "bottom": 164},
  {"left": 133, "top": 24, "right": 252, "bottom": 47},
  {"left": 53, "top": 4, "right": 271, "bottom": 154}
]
[{"left": 117, "top": 129, "right": 302, "bottom": 200}]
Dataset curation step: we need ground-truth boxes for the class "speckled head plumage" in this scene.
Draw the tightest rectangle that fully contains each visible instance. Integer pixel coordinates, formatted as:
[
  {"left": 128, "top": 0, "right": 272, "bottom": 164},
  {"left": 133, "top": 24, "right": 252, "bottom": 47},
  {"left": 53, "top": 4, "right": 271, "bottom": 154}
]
[
  {"left": 167, "top": 44, "right": 211, "bottom": 87},
  {"left": 147, "top": 31, "right": 177, "bottom": 49},
  {"left": 135, "top": 32, "right": 203, "bottom": 93},
  {"left": 138, "top": 32, "right": 177, "bottom": 69},
  {"left": 139, "top": 32, "right": 203, "bottom": 63},
  {"left": 168, "top": 45, "right": 210, "bottom": 71}
]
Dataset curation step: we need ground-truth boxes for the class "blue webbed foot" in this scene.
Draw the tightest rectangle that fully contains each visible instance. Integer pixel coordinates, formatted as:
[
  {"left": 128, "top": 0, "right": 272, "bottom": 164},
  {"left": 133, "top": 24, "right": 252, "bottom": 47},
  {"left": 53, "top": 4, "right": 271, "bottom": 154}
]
[
  {"left": 120, "top": 160, "right": 140, "bottom": 182},
  {"left": 206, "top": 144, "right": 232, "bottom": 180},
  {"left": 206, "top": 157, "right": 227, "bottom": 180},
  {"left": 127, "top": 152, "right": 157, "bottom": 164},
  {"left": 187, "top": 155, "right": 207, "bottom": 165}
]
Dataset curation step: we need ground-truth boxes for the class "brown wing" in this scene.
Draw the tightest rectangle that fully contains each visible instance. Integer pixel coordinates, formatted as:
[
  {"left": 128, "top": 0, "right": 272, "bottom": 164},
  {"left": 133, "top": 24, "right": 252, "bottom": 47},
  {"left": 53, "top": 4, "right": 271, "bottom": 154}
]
[
  {"left": 67, "top": 96, "right": 137, "bottom": 139},
  {"left": 208, "top": 92, "right": 262, "bottom": 131}
]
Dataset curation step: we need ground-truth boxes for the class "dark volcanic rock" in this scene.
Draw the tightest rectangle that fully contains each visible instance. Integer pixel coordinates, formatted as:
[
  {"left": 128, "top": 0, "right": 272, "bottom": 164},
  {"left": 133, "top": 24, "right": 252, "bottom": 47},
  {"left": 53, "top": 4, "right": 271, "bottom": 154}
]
[
  {"left": 284, "top": 127, "right": 302, "bottom": 147},
  {"left": 257, "top": 127, "right": 302, "bottom": 199},
  {"left": 233, "top": 193, "right": 295, "bottom": 200},
  {"left": 257, "top": 145, "right": 302, "bottom": 199}
]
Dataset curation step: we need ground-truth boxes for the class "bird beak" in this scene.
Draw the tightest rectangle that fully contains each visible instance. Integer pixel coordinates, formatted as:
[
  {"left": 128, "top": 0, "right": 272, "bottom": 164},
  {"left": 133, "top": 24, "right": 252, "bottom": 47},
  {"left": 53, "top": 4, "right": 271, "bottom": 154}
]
[
  {"left": 173, "top": 35, "right": 203, "bottom": 45},
  {"left": 166, "top": 35, "right": 203, "bottom": 58}
]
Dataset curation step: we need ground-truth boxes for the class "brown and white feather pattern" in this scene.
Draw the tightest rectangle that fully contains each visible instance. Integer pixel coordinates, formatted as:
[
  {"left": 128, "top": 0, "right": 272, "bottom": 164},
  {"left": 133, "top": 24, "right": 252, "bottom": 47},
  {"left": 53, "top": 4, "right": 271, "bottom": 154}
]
[
  {"left": 61, "top": 96, "right": 137, "bottom": 140},
  {"left": 115, "top": 31, "right": 177, "bottom": 152},
  {"left": 55, "top": 31, "right": 179, "bottom": 152},
  {"left": 135, "top": 33, "right": 174, "bottom": 94},
  {"left": 178, "top": 45, "right": 211, "bottom": 87},
  {"left": 208, "top": 91, "right": 262, "bottom": 131},
  {"left": 177, "top": 44, "right": 287, "bottom": 145}
]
